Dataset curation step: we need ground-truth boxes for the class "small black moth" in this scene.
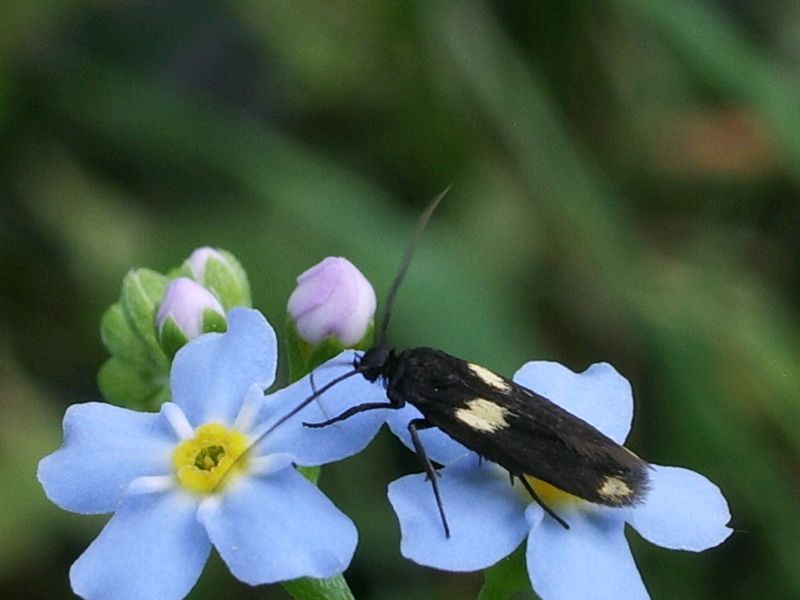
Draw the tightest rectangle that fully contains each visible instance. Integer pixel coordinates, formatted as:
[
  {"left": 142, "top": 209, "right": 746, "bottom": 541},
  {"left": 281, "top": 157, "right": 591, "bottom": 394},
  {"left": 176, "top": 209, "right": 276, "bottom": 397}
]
[{"left": 263, "top": 190, "right": 650, "bottom": 536}]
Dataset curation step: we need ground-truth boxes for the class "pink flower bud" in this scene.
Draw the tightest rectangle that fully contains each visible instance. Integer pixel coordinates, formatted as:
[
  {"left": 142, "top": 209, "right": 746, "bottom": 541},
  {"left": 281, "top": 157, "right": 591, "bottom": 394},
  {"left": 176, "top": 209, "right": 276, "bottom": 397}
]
[
  {"left": 288, "top": 257, "right": 376, "bottom": 346},
  {"left": 156, "top": 277, "right": 225, "bottom": 341}
]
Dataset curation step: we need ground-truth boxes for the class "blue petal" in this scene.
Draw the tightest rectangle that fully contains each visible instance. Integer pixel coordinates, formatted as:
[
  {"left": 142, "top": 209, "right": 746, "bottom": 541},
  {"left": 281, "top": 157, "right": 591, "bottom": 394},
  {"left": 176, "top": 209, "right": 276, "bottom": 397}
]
[
  {"left": 70, "top": 489, "right": 210, "bottom": 600},
  {"left": 527, "top": 511, "right": 649, "bottom": 600},
  {"left": 254, "top": 351, "right": 388, "bottom": 465},
  {"left": 513, "top": 361, "right": 633, "bottom": 444},
  {"left": 387, "top": 455, "right": 529, "bottom": 571},
  {"left": 37, "top": 402, "right": 175, "bottom": 514},
  {"left": 171, "top": 308, "right": 277, "bottom": 426},
  {"left": 198, "top": 467, "right": 357, "bottom": 584},
  {"left": 625, "top": 465, "right": 732, "bottom": 551},
  {"left": 386, "top": 404, "right": 472, "bottom": 466}
]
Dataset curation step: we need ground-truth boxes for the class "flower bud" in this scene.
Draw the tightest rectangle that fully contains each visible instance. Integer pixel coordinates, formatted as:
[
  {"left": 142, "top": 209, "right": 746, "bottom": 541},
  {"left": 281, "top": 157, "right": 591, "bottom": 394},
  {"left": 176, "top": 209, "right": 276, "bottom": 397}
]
[
  {"left": 187, "top": 247, "right": 224, "bottom": 282},
  {"left": 156, "top": 277, "right": 227, "bottom": 357},
  {"left": 287, "top": 257, "right": 376, "bottom": 346},
  {"left": 184, "top": 247, "right": 251, "bottom": 309}
]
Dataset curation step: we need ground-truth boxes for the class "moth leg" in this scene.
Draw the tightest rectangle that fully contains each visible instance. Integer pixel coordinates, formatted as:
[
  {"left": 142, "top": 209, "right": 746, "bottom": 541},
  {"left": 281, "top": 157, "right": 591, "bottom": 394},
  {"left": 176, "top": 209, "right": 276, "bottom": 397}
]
[
  {"left": 408, "top": 418, "right": 450, "bottom": 539},
  {"left": 303, "top": 401, "right": 399, "bottom": 428},
  {"left": 517, "top": 474, "right": 570, "bottom": 530}
]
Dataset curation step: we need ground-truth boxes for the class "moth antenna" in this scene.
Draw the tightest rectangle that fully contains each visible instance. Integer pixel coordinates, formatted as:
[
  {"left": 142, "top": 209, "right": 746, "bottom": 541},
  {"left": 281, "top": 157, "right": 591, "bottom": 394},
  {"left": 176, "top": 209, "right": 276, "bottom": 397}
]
[
  {"left": 376, "top": 186, "right": 451, "bottom": 347},
  {"left": 212, "top": 367, "right": 363, "bottom": 492},
  {"left": 254, "top": 368, "right": 363, "bottom": 448}
]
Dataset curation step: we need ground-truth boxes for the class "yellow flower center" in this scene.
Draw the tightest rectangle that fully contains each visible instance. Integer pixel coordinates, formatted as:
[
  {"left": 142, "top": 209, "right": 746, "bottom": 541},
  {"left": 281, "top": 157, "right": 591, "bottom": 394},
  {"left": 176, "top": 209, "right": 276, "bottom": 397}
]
[
  {"left": 172, "top": 423, "right": 249, "bottom": 494},
  {"left": 523, "top": 475, "right": 581, "bottom": 509}
]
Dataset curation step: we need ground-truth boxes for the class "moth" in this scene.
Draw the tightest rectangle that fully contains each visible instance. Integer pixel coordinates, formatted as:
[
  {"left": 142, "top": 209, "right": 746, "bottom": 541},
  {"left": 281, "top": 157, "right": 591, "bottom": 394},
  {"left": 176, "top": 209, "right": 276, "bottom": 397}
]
[{"left": 265, "top": 190, "right": 649, "bottom": 536}]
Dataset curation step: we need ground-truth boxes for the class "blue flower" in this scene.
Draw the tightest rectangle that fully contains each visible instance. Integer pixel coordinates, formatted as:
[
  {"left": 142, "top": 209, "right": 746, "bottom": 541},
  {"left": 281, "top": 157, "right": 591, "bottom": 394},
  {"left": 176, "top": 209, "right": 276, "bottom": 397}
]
[
  {"left": 38, "top": 308, "right": 387, "bottom": 600},
  {"left": 386, "top": 361, "right": 732, "bottom": 600}
]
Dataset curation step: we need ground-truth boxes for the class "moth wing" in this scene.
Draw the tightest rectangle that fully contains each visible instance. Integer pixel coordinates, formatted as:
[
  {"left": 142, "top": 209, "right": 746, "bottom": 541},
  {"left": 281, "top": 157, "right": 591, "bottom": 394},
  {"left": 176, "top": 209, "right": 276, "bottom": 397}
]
[{"left": 392, "top": 348, "right": 649, "bottom": 506}]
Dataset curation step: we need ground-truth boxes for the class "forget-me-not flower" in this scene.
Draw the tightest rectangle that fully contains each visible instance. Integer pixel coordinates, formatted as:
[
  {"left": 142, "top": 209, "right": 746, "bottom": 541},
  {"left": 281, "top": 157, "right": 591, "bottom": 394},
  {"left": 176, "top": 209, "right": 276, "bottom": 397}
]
[
  {"left": 386, "top": 360, "right": 732, "bottom": 600},
  {"left": 38, "top": 308, "right": 387, "bottom": 600}
]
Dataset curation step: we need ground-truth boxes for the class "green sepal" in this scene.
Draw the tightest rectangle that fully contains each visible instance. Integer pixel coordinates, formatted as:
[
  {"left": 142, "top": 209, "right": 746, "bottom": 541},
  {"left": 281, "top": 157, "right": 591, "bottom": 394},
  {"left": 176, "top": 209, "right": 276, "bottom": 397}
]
[
  {"left": 285, "top": 318, "right": 375, "bottom": 383},
  {"left": 100, "top": 303, "right": 161, "bottom": 372},
  {"left": 119, "top": 268, "right": 170, "bottom": 371},
  {"left": 204, "top": 249, "right": 251, "bottom": 309},
  {"left": 477, "top": 544, "right": 529, "bottom": 600},
  {"left": 180, "top": 249, "right": 251, "bottom": 310},
  {"left": 157, "top": 308, "right": 228, "bottom": 360},
  {"left": 282, "top": 574, "right": 355, "bottom": 600},
  {"left": 97, "top": 357, "right": 169, "bottom": 411},
  {"left": 158, "top": 316, "right": 191, "bottom": 361},
  {"left": 201, "top": 307, "right": 228, "bottom": 334},
  {"left": 307, "top": 336, "right": 348, "bottom": 373}
]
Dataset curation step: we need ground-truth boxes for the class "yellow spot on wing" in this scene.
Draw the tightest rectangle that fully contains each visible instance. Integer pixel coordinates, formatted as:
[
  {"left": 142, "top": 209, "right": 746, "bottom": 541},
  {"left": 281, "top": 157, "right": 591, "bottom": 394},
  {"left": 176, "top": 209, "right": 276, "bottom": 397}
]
[
  {"left": 598, "top": 476, "right": 632, "bottom": 501},
  {"left": 467, "top": 363, "right": 512, "bottom": 392},
  {"left": 455, "top": 398, "right": 512, "bottom": 432}
]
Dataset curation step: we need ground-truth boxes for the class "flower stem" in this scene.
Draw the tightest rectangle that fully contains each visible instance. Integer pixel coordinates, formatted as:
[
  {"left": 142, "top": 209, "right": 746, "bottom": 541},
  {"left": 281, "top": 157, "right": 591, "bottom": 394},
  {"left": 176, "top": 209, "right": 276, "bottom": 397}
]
[
  {"left": 282, "top": 575, "right": 356, "bottom": 600},
  {"left": 477, "top": 545, "right": 529, "bottom": 600}
]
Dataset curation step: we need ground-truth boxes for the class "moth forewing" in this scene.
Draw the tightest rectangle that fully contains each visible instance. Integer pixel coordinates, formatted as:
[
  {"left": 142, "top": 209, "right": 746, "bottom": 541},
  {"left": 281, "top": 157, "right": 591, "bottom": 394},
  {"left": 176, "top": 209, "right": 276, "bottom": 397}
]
[{"left": 384, "top": 347, "right": 650, "bottom": 509}]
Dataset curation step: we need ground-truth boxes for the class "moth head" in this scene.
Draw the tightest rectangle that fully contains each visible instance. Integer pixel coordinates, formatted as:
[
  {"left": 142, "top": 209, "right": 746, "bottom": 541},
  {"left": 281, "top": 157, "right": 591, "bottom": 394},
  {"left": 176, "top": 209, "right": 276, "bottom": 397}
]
[{"left": 357, "top": 344, "right": 392, "bottom": 382}]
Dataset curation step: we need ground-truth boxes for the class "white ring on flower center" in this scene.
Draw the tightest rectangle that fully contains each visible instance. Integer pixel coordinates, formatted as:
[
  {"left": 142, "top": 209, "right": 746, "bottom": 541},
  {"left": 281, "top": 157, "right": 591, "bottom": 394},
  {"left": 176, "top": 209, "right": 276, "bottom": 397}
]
[
  {"left": 163, "top": 403, "right": 194, "bottom": 440},
  {"left": 128, "top": 475, "right": 175, "bottom": 495}
]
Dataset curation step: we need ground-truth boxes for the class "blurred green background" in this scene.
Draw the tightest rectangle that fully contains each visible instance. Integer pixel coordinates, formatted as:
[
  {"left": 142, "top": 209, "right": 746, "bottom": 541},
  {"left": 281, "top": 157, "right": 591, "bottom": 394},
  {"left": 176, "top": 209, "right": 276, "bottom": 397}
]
[{"left": 2, "top": 1, "right": 799, "bottom": 598}]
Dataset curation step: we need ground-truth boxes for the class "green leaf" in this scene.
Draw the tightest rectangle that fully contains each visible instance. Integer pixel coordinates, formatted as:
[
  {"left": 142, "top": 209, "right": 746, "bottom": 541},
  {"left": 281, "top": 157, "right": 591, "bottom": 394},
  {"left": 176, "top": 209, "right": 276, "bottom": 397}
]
[
  {"left": 97, "top": 357, "right": 169, "bottom": 411},
  {"left": 478, "top": 545, "right": 529, "bottom": 600},
  {"left": 282, "top": 574, "right": 355, "bottom": 600}
]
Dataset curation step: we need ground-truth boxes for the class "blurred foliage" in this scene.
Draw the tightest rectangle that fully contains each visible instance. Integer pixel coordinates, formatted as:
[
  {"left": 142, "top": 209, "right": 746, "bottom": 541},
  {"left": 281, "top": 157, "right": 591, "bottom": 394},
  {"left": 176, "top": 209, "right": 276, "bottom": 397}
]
[{"left": 2, "top": 0, "right": 799, "bottom": 598}]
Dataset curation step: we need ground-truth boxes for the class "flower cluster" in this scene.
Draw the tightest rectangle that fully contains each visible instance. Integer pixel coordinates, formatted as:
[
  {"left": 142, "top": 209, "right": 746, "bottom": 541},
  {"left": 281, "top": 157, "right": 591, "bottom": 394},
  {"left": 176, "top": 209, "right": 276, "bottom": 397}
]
[
  {"left": 97, "top": 246, "right": 251, "bottom": 410},
  {"left": 40, "top": 251, "right": 732, "bottom": 600}
]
